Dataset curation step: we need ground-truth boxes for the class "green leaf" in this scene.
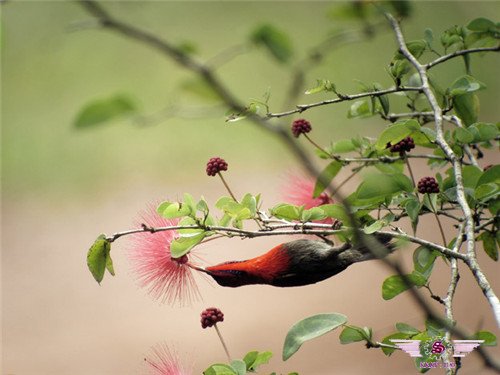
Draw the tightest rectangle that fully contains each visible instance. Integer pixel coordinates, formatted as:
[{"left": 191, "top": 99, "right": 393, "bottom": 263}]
[
  {"left": 478, "top": 231, "right": 498, "bottom": 261},
  {"left": 478, "top": 165, "right": 500, "bottom": 186},
  {"left": 396, "top": 322, "right": 420, "bottom": 335},
  {"left": 328, "top": 139, "right": 356, "bottom": 154},
  {"left": 473, "top": 330, "right": 497, "bottom": 346},
  {"left": 216, "top": 196, "right": 236, "bottom": 210},
  {"left": 376, "top": 120, "right": 420, "bottom": 150},
  {"left": 157, "top": 201, "right": 192, "bottom": 219},
  {"left": 230, "top": 360, "right": 246, "bottom": 375},
  {"left": 87, "top": 234, "right": 111, "bottom": 284},
  {"left": 453, "top": 127, "right": 474, "bottom": 144},
  {"left": 305, "top": 79, "right": 336, "bottom": 95},
  {"left": 413, "top": 246, "right": 438, "bottom": 278},
  {"left": 405, "top": 196, "right": 421, "bottom": 232},
  {"left": 356, "top": 173, "right": 413, "bottom": 201},
  {"left": 74, "top": 94, "right": 137, "bottom": 128},
  {"left": 449, "top": 75, "right": 486, "bottom": 97},
  {"left": 339, "top": 326, "right": 369, "bottom": 344},
  {"left": 321, "top": 204, "right": 349, "bottom": 224},
  {"left": 382, "top": 332, "right": 411, "bottom": 356},
  {"left": 301, "top": 207, "right": 327, "bottom": 222},
  {"left": 271, "top": 203, "right": 302, "bottom": 221},
  {"left": 203, "top": 364, "right": 238, "bottom": 375},
  {"left": 382, "top": 273, "right": 426, "bottom": 300},
  {"left": 241, "top": 194, "right": 257, "bottom": 216},
  {"left": 467, "top": 18, "right": 496, "bottom": 32},
  {"left": 363, "top": 220, "right": 384, "bottom": 234},
  {"left": 453, "top": 93, "right": 479, "bottom": 126},
  {"left": 283, "top": 313, "right": 347, "bottom": 361},
  {"left": 251, "top": 24, "right": 293, "bottom": 63},
  {"left": 170, "top": 232, "right": 206, "bottom": 258},
  {"left": 313, "top": 161, "right": 342, "bottom": 198},
  {"left": 378, "top": 94, "right": 390, "bottom": 116},
  {"left": 243, "top": 351, "right": 273, "bottom": 371},
  {"left": 347, "top": 100, "right": 372, "bottom": 118},
  {"left": 475, "top": 183, "right": 499, "bottom": 202},
  {"left": 469, "top": 122, "right": 500, "bottom": 142}
]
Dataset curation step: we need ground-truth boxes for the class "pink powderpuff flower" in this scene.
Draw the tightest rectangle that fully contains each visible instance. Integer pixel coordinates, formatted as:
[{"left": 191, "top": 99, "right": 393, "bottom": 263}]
[
  {"left": 128, "top": 203, "right": 203, "bottom": 306},
  {"left": 282, "top": 172, "right": 333, "bottom": 209},
  {"left": 144, "top": 343, "right": 193, "bottom": 375}
]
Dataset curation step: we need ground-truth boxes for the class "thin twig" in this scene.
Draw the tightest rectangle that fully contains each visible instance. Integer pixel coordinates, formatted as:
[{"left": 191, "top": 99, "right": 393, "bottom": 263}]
[{"left": 424, "top": 45, "right": 500, "bottom": 70}]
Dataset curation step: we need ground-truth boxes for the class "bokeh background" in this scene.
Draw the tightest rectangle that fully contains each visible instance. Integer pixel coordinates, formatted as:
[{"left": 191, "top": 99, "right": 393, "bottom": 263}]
[{"left": 2, "top": 1, "right": 499, "bottom": 374}]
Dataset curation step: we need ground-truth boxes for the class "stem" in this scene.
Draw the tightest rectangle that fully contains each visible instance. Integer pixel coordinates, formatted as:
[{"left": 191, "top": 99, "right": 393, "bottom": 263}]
[
  {"left": 214, "top": 323, "right": 231, "bottom": 363},
  {"left": 218, "top": 172, "right": 237, "bottom": 201},
  {"left": 304, "top": 133, "right": 336, "bottom": 159},
  {"left": 405, "top": 157, "right": 416, "bottom": 188},
  {"left": 427, "top": 193, "right": 447, "bottom": 247}
]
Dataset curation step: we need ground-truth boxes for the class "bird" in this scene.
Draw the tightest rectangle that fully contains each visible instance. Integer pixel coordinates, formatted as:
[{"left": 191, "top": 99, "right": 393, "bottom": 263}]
[{"left": 199, "top": 234, "right": 394, "bottom": 288}]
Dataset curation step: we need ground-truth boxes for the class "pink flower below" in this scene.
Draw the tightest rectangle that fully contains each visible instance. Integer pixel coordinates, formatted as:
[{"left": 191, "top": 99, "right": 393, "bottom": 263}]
[
  {"left": 144, "top": 343, "right": 192, "bottom": 375},
  {"left": 128, "top": 203, "right": 202, "bottom": 305},
  {"left": 282, "top": 173, "right": 333, "bottom": 209}
]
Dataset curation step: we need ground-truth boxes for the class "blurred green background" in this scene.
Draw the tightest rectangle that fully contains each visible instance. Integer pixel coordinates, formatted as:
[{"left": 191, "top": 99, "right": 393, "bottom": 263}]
[{"left": 2, "top": 2, "right": 499, "bottom": 374}]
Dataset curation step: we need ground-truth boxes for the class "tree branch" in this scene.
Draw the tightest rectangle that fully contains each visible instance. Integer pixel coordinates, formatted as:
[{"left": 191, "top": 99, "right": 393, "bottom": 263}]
[
  {"left": 425, "top": 46, "right": 500, "bottom": 70},
  {"left": 386, "top": 12, "right": 500, "bottom": 328}
]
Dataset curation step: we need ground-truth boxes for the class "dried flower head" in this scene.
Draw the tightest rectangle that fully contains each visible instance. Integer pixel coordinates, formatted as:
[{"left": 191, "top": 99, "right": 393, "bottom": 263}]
[
  {"left": 291, "top": 119, "right": 312, "bottom": 137},
  {"left": 418, "top": 176, "right": 440, "bottom": 194},
  {"left": 206, "top": 157, "right": 228, "bottom": 176},
  {"left": 128, "top": 203, "right": 202, "bottom": 305},
  {"left": 201, "top": 307, "right": 224, "bottom": 329}
]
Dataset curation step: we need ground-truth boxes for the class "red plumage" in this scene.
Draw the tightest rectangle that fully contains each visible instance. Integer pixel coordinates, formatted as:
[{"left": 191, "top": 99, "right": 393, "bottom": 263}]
[{"left": 203, "top": 235, "right": 394, "bottom": 288}]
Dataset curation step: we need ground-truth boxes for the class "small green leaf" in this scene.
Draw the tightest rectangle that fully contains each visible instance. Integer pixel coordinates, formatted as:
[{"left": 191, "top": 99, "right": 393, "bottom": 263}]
[
  {"left": 243, "top": 351, "right": 273, "bottom": 371},
  {"left": 475, "top": 183, "right": 499, "bottom": 202},
  {"left": 283, "top": 313, "right": 347, "bottom": 360},
  {"left": 170, "top": 232, "right": 206, "bottom": 258},
  {"left": 467, "top": 18, "right": 496, "bottom": 32},
  {"left": 339, "top": 326, "right": 369, "bottom": 344},
  {"left": 478, "top": 165, "right": 500, "bottom": 186},
  {"left": 469, "top": 123, "right": 500, "bottom": 142},
  {"left": 396, "top": 322, "right": 420, "bottom": 335},
  {"left": 449, "top": 75, "right": 486, "bottom": 97},
  {"left": 230, "top": 360, "right": 246, "bottom": 375},
  {"left": 453, "top": 93, "right": 479, "bottom": 126},
  {"left": 251, "top": 24, "right": 293, "bottom": 63},
  {"left": 74, "top": 94, "right": 137, "bottom": 128},
  {"left": 313, "top": 161, "right": 342, "bottom": 198},
  {"left": 321, "top": 204, "right": 349, "bottom": 224},
  {"left": 203, "top": 364, "right": 238, "bottom": 375},
  {"left": 87, "top": 234, "right": 111, "bottom": 284},
  {"left": 376, "top": 120, "right": 420, "bottom": 150},
  {"left": 382, "top": 332, "right": 411, "bottom": 356},
  {"left": 305, "top": 79, "right": 336, "bottom": 95},
  {"left": 347, "top": 100, "right": 371, "bottom": 118},
  {"left": 453, "top": 127, "right": 474, "bottom": 144},
  {"left": 356, "top": 173, "right": 413, "bottom": 201},
  {"left": 382, "top": 273, "right": 426, "bottom": 300},
  {"left": 363, "top": 220, "right": 384, "bottom": 234},
  {"left": 241, "top": 194, "right": 257, "bottom": 216},
  {"left": 157, "top": 201, "right": 192, "bottom": 219},
  {"left": 473, "top": 330, "right": 497, "bottom": 346},
  {"left": 478, "top": 231, "right": 498, "bottom": 261},
  {"left": 271, "top": 203, "right": 302, "bottom": 221},
  {"left": 413, "top": 246, "right": 438, "bottom": 278},
  {"left": 301, "top": 207, "right": 327, "bottom": 222},
  {"left": 328, "top": 139, "right": 357, "bottom": 154},
  {"left": 405, "top": 196, "right": 421, "bottom": 232}
]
